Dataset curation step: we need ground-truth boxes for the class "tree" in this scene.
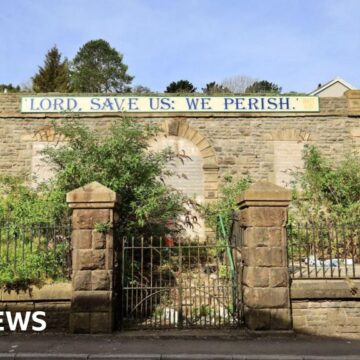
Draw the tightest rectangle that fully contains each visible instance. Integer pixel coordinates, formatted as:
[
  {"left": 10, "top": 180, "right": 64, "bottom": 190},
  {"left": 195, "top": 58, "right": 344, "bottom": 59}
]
[
  {"left": 202, "top": 82, "right": 229, "bottom": 94},
  {"left": 42, "top": 117, "right": 191, "bottom": 236},
  {"left": 221, "top": 75, "right": 257, "bottom": 93},
  {"left": 71, "top": 39, "right": 133, "bottom": 93},
  {"left": 0, "top": 84, "right": 21, "bottom": 93},
  {"left": 132, "top": 85, "right": 152, "bottom": 94},
  {"left": 245, "top": 80, "right": 281, "bottom": 94},
  {"left": 165, "top": 80, "right": 196, "bottom": 93},
  {"left": 32, "top": 46, "right": 70, "bottom": 92},
  {"left": 19, "top": 79, "right": 33, "bottom": 92}
]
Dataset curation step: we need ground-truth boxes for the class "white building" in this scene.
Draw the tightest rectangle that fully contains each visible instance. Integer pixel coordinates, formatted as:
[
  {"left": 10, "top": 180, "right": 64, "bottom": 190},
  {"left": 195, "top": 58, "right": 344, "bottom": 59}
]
[{"left": 310, "top": 77, "right": 356, "bottom": 97}]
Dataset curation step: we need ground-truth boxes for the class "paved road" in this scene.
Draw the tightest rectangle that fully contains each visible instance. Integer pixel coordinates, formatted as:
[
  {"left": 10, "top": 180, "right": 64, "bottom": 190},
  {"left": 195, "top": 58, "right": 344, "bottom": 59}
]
[{"left": 0, "top": 331, "right": 359, "bottom": 359}]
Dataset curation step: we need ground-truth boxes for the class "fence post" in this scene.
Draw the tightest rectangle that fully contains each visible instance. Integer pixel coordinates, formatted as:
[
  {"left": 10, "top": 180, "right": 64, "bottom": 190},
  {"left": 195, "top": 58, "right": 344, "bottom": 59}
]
[
  {"left": 237, "top": 181, "right": 292, "bottom": 330},
  {"left": 66, "top": 181, "right": 119, "bottom": 333}
]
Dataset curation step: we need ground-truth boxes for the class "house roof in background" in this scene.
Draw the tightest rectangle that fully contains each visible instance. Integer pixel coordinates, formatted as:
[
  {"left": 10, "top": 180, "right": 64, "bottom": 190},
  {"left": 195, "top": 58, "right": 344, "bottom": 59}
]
[{"left": 310, "top": 77, "right": 356, "bottom": 95}]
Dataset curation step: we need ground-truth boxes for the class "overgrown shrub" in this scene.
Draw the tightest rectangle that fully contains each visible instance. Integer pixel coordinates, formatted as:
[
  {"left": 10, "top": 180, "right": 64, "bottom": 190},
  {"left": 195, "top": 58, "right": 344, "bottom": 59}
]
[
  {"left": 203, "top": 175, "right": 251, "bottom": 234},
  {"left": 0, "top": 175, "right": 67, "bottom": 225},
  {"left": 290, "top": 145, "right": 360, "bottom": 224},
  {"left": 0, "top": 239, "right": 69, "bottom": 291},
  {"left": 42, "top": 117, "right": 193, "bottom": 237}
]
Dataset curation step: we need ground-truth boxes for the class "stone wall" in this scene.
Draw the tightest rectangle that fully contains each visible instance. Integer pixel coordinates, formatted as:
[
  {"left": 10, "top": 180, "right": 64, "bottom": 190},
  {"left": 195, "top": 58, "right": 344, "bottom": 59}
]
[
  {"left": 0, "top": 283, "right": 70, "bottom": 331},
  {"left": 291, "top": 279, "right": 360, "bottom": 339},
  {"left": 1, "top": 93, "right": 360, "bottom": 334},
  {"left": 0, "top": 92, "right": 359, "bottom": 192}
]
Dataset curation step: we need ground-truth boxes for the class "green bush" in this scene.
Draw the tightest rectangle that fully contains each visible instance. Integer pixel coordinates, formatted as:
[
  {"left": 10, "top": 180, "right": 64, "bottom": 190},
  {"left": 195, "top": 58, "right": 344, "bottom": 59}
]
[
  {"left": 0, "top": 174, "right": 70, "bottom": 289},
  {"left": 287, "top": 146, "right": 360, "bottom": 264},
  {"left": 0, "top": 231, "right": 69, "bottom": 291},
  {"left": 0, "top": 175, "right": 69, "bottom": 287},
  {"left": 0, "top": 117, "right": 198, "bottom": 289},
  {"left": 0, "top": 175, "right": 67, "bottom": 225},
  {"left": 42, "top": 117, "right": 192, "bottom": 237},
  {"left": 290, "top": 145, "right": 360, "bottom": 224},
  {"left": 202, "top": 175, "right": 251, "bottom": 235}
]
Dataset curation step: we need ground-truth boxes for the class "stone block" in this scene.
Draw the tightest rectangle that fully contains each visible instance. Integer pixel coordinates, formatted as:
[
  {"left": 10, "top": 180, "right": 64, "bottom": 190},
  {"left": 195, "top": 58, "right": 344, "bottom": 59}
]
[
  {"left": 92, "top": 231, "right": 106, "bottom": 249},
  {"left": 242, "top": 267, "right": 269, "bottom": 287},
  {"left": 106, "top": 234, "right": 114, "bottom": 249},
  {"left": 71, "top": 291, "right": 112, "bottom": 312},
  {"left": 237, "top": 182, "right": 291, "bottom": 206},
  {"left": 70, "top": 312, "right": 90, "bottom": 333},
  {"left": 292, "top": 315, "right": 306, "bottom": 328},
  {"left": 270, "top": 308, "right": 291, "bottom": 330},
  {"left": 105, "top": 248, "right": 114, "bottom": 269},
  {"left": 239, "top": 207, "right": 287, "bottom": 227},
  {"left": 5, "top": 302, "right": 34, "bottom": 312},
  {"left": 328, "top": 308, "right": 347, "bottom": 325},
  {"left": 66, "top": 181, "right": 119, "bottom": 204},
  {"left": 192, "top": 132, "right": 205, "bottom": 146},
  {"left": 243, "top": 227, "right": 284, "bottom": 248},
  {"left": 308, "top": 301, "right": 324, "bottom": 308},
  {"left": 15, "top": 283, "right": 71, "bottom": 301},
  {"left": 92, "top": 270, "right": 111, "bottom": 291},
  {"left": 34, "top": 301, "right": 70, "bottom": 311},
  {"left": 43, "top": 311, "right": 70, "bottom": 331},
  {"left": 291, "top": 309, "right": 311, "bottom": 316},
  {"left": 291, "top": 301, "right": 308, "bottom": 309},
  {"left": 269, "top": 268, "right": 289, "bottom": 287},
  {"left": 72, "top": 249, "right": 79, "bottom": 271},
  {"left": 203, "top": 171, "right": 219, "bottom": 183},
  {"left": 177, "top": 123, "right": 189, "bottom": 137},
  {"left": 73, "top": 271, "right": 92, "bottom": 291},
  {"left": 90, "top": 312, "right": 113, "bottom": 333},
  {"left": 72, "top": 230, "right": 92, "bottom": 249},
  {"left": 244, "top": 307, "right": 271, "bottom": 330},
  {"left": 291, "top": 279, "right": 360, "bottom": 300},
  {"left": 72, "top": 209, "right": 110, "bottom": 229},
  {"left": 242, "top": 247, "right": 284, "bottom": 267},
  {"left": 350, "top": 128, "right": 360, "bottom": 137},
  {"left": 78, "top": 250, "right": 105, "bottom": 270},
  {"left": 243, "top": 287, "right": 289, "bottom": 308},
  {"left": 185, "top": 127, "right": 196, "bottom": 141}
]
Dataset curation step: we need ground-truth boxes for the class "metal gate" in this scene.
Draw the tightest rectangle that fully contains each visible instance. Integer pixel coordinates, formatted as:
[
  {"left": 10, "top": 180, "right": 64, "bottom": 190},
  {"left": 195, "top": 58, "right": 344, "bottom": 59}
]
[{"left": 119, "top": 235, "right": 242, "bottom": 329}]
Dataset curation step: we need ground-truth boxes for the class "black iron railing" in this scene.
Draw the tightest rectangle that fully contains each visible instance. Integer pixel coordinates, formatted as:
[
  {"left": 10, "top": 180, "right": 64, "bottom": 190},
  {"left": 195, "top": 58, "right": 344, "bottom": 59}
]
[
  {"left": 0, "top": 222, "right": 72, "bottom": 284},
  {"left": 287, "top": 223, "right": 360, "bottom": 279}
]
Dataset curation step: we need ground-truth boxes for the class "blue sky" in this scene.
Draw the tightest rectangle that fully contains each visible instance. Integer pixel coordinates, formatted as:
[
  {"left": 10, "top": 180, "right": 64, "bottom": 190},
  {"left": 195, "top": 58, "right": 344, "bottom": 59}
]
[{"left": 1, "top": 0, "right": 359, "bottom": 93}]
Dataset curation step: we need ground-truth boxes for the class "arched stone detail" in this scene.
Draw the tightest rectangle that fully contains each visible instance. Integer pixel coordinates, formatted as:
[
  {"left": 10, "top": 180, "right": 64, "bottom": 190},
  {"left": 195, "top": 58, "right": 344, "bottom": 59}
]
[
  {"left": 161, "top": 119, "right": 219, "bottom": 203},
  {"left": 33, "top": 126, "right": 65, "bottom": 142},
  {"left": 266, "top": 129, "right": 311, "bottom": 142},
  {"left": 30, "top": 126, "right": 65, "bottom": 186},
  {"left": 162, "top": 119, "right": 218, "bottom": 167}
]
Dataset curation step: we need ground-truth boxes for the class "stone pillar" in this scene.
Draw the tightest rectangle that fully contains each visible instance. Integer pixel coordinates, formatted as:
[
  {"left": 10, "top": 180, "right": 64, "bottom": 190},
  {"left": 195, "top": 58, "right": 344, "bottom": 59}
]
[
  {"left": 66, "top": 181, "right": 119, "bottom": 333},
  {"left": 237, "top": 181, "right": 291, "bottom": 330}
]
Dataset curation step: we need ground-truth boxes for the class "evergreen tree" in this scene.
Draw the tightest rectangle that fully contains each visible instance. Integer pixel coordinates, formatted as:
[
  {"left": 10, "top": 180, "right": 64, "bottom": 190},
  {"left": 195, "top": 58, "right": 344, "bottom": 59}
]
[
  {"left": 165, "top": 80, "right": 196, "bottom": 93},
  {"left": 71, "top": 39, "right": 133, "bottom": 93},
  {"left": 202, "top": 81, "right": 229, "bottom": 94},
  {"left": 245, "top": 80, "right": 281, "bottom": 94},
  {"left": 32, "top": 46, "right": 70, "bottom": 92}
]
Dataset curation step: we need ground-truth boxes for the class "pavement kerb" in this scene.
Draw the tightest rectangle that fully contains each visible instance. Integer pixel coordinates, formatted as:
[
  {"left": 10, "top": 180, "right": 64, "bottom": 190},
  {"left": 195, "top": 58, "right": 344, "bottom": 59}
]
[
  {"left": 109, "top": 329, "right": 296, "bottom": 340},
  {"left": 1, "top": 354, "right": 360, "bottom": 360}
]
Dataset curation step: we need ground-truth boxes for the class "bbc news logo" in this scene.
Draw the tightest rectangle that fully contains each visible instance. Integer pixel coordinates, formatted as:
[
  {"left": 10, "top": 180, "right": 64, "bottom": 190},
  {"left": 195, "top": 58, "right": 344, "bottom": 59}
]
[{"left": 0, "top": 311, "right": 46, "bottom": 331}]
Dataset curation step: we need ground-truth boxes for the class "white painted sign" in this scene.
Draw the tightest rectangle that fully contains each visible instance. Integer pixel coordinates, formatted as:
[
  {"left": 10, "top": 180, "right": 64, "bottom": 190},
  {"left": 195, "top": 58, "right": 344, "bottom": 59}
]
[{"left": 21, "top": 96, "right": 320, "bottom": 113}]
